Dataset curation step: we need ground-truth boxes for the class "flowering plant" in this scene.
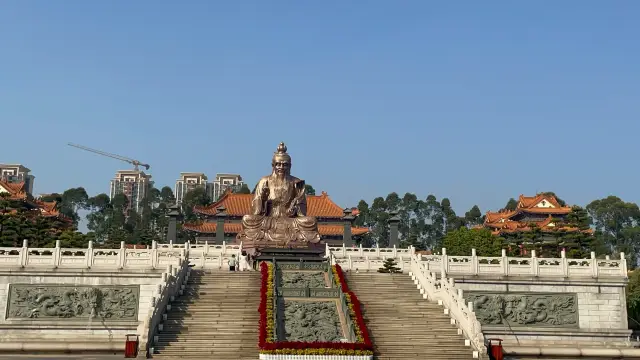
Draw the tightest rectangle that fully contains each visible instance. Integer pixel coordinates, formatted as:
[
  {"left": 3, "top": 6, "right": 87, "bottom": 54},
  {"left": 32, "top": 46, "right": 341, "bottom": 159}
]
[
  {"left": 257, "top": 261, "right": 373, "bottom": 355},
  {"left": 331, "top": 264, "right": 372, "bottom": 346}
]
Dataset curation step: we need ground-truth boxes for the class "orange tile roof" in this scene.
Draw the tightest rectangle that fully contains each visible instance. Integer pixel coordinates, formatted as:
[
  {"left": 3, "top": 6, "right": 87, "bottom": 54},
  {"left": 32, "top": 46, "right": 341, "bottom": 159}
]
[
  {"left": 0, "top": 180, "right": 27, "bottom": 200},
  {"left": 195, "top": 189, "right": 347, "bottom": 218},
  {"left": 182, "top": 222, "right": 369, "bottom": 236},
  {"left": 484, "top": 193, "right": 573, "bottom": 226},
  {"left": 33, "top": 200, "right": 60, "bottom": 217}
]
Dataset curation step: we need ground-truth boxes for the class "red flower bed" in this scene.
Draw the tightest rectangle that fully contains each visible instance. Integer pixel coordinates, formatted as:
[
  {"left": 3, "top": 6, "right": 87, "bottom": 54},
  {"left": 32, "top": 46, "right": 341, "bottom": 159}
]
[{"left": 257, "top": 261, "right": 373, "bottom": 355}]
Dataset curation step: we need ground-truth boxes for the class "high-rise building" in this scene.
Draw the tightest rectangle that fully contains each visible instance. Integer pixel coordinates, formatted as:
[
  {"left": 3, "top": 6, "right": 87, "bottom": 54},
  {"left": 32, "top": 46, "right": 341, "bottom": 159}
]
[
  {"left": 212, "top": 173, "right": 243, "bottom": 201},
  {"left": 0, "top": 164, "right": 35, "bottom": 195},
  {"left": 109, "top": 170, "right": 153, "bottom": 214},
  {"left": 175, "top": 172, "right": 212, "bottom": 205}
]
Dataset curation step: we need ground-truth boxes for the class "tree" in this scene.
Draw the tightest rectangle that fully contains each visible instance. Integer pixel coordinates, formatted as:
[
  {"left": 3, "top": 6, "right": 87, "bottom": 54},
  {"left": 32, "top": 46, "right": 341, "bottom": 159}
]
[
  {"left": 627, "top": 270, "right": 640, "bottom": 330},
  {"left": 236, "top": 184, "right": 251, "bottom": 194},
  {"left": 60, "top": 187, "right": 89, "bottom": 225},
  {"left": 586, "top": 196, "right": 640, "bottom": 266},
  {"left": 464, "top": 205, "right": 483, "bottom": 227},
  {"left": 441, "top": 198, "right": 465, "bottom": 233},
  {"left": 541, "top": 192, "right": 566, "bottom": 207},
  {"left": 181, "top": 187, "right": 211, "bottom": 222},
  {"left": 378, "top": 258, "right": 401, "bottom": 273},
  {"left": 503, "top": 198, "right": 518, "bottom": 211},
  {"left": 442, "top": 227, "right": 503, "bottom": 257},
  {"left": 304, "top": 184, "right": 316, "bottom": 196}
]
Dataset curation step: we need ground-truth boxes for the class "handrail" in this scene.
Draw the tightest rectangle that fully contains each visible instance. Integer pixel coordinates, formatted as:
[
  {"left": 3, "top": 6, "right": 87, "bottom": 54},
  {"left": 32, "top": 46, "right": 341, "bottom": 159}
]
[
  {"left": 139, "top": 247, "right": 191, "bottom": 356},
  {"left": 409, "top": 252, "right": 486, "bottom": 355}
]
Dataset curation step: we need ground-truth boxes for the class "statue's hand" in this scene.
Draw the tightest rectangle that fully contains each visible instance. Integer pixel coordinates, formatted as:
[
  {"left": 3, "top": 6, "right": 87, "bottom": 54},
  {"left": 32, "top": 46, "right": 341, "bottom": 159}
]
[
  {"left": 261, "top": 186, "right": 270, "bottom": 198},
  {"left": 286, "top": 206, "right": 296, "bottom": 217}
]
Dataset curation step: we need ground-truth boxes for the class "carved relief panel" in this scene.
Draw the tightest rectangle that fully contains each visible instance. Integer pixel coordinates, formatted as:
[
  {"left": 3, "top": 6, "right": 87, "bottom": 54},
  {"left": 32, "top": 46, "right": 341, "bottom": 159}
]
[{"left": 5, "top": 284, "right": 140, "bottom": 321}]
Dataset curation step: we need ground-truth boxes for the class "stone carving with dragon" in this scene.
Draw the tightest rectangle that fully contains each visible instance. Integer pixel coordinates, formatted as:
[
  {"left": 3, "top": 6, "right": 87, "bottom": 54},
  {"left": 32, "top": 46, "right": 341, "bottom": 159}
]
[
  {"left": 464, "top": 292, "right": 578, "bottom": 327},
  {"left": 6, "top": 284, "right": 139, "bottom": 321}
]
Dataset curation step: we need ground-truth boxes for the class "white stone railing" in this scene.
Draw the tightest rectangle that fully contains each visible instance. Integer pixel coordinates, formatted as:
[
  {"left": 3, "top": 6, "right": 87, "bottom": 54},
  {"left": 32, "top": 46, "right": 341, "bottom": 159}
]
[
  {"left": 409, "top": 251, "right": 485, "bottom": 357},
  {"left": 325, "top": 244, "right": 413, "bottom": 273},
  {"left": 140, "top": 254, "right": 191, "bottom": 356},
  {"left": 0, "top": 240, "right": 185, "bottom": 270},
  {"left": 326, "top": 244, "right": 628, "bottom": 279},
  {"left": 419, "top": 248, "right": 628, "bottom": 279},
  {"left": 325, "top": 243, "right": 415, "bottom": 259}
]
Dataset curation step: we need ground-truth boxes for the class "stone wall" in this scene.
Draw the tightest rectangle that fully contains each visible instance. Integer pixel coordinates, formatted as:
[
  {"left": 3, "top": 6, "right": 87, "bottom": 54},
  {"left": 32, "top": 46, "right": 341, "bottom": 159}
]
[
  {"left": 0, "top": 269, "right": 165, "bottom": 352},
  {"left": 454, "top": 277, "right": 631, "bottom": 346}
]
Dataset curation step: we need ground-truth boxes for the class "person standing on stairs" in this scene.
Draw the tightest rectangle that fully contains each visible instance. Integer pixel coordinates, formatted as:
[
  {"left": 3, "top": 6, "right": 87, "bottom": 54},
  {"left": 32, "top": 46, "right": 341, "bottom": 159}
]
[
  {"left": 238, "top": 251, "right": 251, "bottom": 271},
  {"left": 228, "top": 254, "right": 237, "bottom": 271}
]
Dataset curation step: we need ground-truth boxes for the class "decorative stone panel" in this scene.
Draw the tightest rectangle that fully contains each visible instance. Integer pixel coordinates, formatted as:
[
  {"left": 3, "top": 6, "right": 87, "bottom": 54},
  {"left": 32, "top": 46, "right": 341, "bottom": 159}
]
[
  {"left": 5, "top": 284, "right": 140, "bottom": 321},
  {"left": 464, "top": 291, "right": 578, "bottom": 328}
]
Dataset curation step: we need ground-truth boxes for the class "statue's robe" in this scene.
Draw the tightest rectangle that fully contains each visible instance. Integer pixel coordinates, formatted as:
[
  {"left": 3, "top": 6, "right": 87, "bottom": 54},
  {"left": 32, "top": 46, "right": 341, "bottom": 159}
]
[{"left": 238, "top": 174, "right": 321, "bottom": 247}]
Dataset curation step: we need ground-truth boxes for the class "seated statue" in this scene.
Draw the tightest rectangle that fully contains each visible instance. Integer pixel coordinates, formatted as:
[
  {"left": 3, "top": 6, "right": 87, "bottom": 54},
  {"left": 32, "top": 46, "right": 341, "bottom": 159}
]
[{"left": 237, "top": 142, "right": 321, "bottom": 248}]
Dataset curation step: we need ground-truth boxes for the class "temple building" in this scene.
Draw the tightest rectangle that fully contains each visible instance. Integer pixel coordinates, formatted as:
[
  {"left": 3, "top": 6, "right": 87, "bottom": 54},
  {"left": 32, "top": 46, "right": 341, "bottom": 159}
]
[
  {"left": 0, "top": 180, "right": 65, "bottom": 219},
  {"left": 481, "top": 193, "right": 590, "bottom": 236},
  {"left": 182, "top": 189, "right": 368, "bottom": 245}
]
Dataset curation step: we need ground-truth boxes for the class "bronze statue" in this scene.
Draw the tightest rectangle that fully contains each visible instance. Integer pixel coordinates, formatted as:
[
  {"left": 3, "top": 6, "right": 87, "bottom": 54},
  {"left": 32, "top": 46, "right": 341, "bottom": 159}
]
[{"left": 237, "top": 142, "right": 321, "bottom": 248}]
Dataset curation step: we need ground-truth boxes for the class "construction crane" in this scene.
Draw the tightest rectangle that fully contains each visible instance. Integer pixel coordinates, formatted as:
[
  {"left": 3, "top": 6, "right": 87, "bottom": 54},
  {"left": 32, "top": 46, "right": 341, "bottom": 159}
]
[{"left": 67, "top": 143, "right": 151, "bottom": 171}]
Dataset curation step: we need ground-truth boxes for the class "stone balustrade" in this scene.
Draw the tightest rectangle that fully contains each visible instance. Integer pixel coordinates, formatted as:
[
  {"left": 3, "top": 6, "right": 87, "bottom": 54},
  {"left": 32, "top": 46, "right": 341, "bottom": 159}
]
[
  {"left": 3, "top": 239, "right": 625, "bottom": 279},
  {"left": 327, "top": 244, "right": 628, "bottom": 279},
  {"left": 0, "top": 240, "right": 187, "bottom": 270},
  {"left": 408, "top": 252, "right": 484, "bottom": 357},
  {"left": 141, "top": 257, "right": 191, "bottom": 357}
]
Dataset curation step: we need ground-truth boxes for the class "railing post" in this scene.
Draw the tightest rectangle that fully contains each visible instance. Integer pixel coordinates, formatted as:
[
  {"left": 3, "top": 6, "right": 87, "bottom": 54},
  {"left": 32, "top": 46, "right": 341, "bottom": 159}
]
[
  {"left": 21, "top": 239, "right": 28, "bottom": 267},
  {"left": 591, "top": 251, "right": 599, "bottom": 278},
  {"left": 86, "top": 240, "right": 94, "bottom": 268},
  {"left": 348, "top": 254, "right": 353, "bottom": 270},
  {"left": 341, "top": 243, "right": 346, "bottom": 257},
  {"left": 441, "top": 248, "right": 448, "bottom": 275},
  {"left": 501, "top": 249, "right": 508, "bottom": 276},
  {"left": 531, "top": 250, "right": 538, "bottom": 276},
  {"left": 358, "top": 244, "right": 364, "bottom": 256},
  {"left": 561, "top": 249, "right": 568, "bottom": 277},
  {"left": 204, "top": 241, "right": 209, "bottom": 256},
  {"left": 325, "top": 243, "right": 330, "bottom": 257},
  {"left": 471, "top": 248, "right": 478, "bottom": 275},
  {"left": 621, "top": 252, "right": 628, "bottom": 276},
  {"left": 53, "top": 240, "right": 61, "bottom": 268},
  {"left": 151, "top": 241, "right": 158, "bottom": 269},
  {"left": 118, "top": 241, "right": 126, "bottom": 269}
]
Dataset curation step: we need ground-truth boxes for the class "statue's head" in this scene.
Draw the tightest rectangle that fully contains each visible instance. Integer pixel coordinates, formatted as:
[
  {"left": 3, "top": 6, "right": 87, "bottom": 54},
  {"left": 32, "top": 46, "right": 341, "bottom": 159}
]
[{"left": 271, "top": 142, "right": 291, "bottom": 177}]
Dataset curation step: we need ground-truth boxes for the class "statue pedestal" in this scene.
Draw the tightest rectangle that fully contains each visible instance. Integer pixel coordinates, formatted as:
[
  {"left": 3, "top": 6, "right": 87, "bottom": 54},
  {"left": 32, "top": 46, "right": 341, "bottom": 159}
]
[{"left": 256, "top": 246, "right": 326, "bottom": 264}]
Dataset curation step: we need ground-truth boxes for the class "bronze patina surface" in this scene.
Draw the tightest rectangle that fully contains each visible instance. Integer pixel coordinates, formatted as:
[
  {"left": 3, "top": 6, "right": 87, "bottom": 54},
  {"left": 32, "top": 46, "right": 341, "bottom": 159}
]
[{"left": 237, "top": 142, "right": 321, "bottom": 249}]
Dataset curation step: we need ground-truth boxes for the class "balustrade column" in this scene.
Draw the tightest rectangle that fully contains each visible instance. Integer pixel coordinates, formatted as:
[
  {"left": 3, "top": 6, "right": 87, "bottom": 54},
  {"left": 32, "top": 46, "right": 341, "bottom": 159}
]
[
  {"left": 151, "top": 241, "right": 158, "bottom": 269},
  {"left": 53, "top": 240, "right": 61, "bottom": 268},
  {"left": 86, "top": 240, "right": 94, "bottom": 268},
  {"left": 531, "top": 250, "right": 538, "bottom": 276},
  {"left": 441, "top": 247, "right": 449, "bottom": 276},
  {"left": 590, "top": 251, "right": 599, "bottom": 277},
  {"left": 471, "top": 248, "right": 479, "bottom": 276},
  {"left": 501, "top": 249, "right": 509, "bottom": 276},
  {"left": 20, "top": 239, "right": 28, "bottom": 267},
  {"left": 560, "top": 249, "right": 568, "bottom": 277}
]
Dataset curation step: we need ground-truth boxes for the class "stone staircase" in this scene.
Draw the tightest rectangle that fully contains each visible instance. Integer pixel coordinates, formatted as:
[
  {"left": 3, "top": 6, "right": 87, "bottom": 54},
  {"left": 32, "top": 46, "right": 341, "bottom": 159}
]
[
  {"left": 152, "top": 270, "right": 260, "bottom": 360},
  {"left": 346, "top": 273, "right": 477, "bottom": 360}
]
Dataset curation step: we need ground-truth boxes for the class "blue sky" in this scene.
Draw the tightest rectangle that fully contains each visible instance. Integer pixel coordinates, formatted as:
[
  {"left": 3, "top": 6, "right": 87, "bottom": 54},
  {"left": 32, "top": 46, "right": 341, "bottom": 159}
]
[{"left": 1, "top": 1, "right": 639, "bottom": 220}]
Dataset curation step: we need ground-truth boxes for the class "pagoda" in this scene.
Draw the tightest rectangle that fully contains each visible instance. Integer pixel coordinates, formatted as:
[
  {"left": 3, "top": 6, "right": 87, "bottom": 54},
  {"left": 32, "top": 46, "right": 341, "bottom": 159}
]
[
  {"left": 481, "top": 193, "right": 591, "bottom": 236},
  {"left": 182, "top": 188, "right": 368, "bottom": 245}
]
